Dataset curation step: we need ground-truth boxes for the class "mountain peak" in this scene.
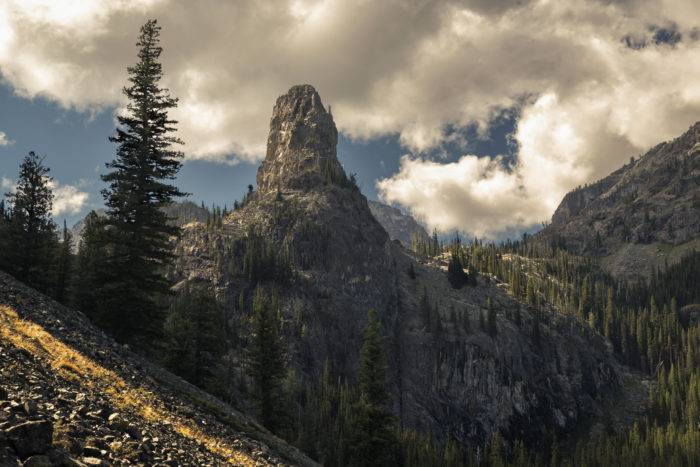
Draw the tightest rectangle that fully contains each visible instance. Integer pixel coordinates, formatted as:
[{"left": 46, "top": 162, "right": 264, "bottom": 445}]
[{"left": 257, "top": 85, "right": 346, "bottom": 193}]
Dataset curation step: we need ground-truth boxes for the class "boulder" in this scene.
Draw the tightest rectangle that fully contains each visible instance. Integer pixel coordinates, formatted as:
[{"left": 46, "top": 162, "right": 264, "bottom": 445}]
[{"left": 5, "top": 420, "right": 53, "bottom": 458}]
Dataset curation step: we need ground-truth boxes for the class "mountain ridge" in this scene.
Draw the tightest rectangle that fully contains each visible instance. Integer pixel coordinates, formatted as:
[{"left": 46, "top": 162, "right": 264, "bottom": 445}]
[
  {"left": 171, "top": 84, "right": 625, "bottom": 448},
  {"left": 538, "top": 121, "right": 700, "bottom": 278}
]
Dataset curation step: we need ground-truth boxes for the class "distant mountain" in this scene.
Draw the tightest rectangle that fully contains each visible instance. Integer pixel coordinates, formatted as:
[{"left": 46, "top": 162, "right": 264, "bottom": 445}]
[
  {"left": 538, "top": 122, "right": 700, "bottom": 278},
  {"left": 70, "top": 201, "right": 209, "bottom": 241},
  {"left": 0, "top": 271, "right": 314, "bottom": 466},
  {"left": 171, "top": 84, "right": 621, "bottom": 449},
  {"left": 367, "top": 200, "right": 429, "bottom": 247}
]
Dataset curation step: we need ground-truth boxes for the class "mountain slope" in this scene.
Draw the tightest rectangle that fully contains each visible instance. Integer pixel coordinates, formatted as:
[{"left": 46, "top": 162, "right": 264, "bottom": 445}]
[
  {"left": 70, "top": 201, "right": 209, "bottom": 240},
  {"left": 538, "top": 122, "right": 700, "bottom": 278},
  {"left": 0, "top": 271, "right": 315, "bottom": 466},
  {"left": 367, "top": 200, "right": 429, "bottom": 247},
  {"left": 172, "top": 84, "right": 623, "bottom": 448}
]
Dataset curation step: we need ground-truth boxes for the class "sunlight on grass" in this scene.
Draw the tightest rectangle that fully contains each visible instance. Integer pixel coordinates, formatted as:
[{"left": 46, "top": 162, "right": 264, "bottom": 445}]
[{"left": 0, "top": 305, "right": 257, "bottom": 466}]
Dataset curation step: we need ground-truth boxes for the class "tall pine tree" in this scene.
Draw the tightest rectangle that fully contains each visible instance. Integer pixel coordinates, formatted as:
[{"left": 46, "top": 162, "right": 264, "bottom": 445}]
[
  {"left": 53, "top": 220, "right": 73, "bottom": 303},
  {"left": 100, "top": 19, "right": 185, "bottom": 345},
  {"left": 351, "top": 309, "right": 396, "bottom": 467},
  {"left": 164, "top": 283, "right": 225, "bottom": 392},
  {"left": 72, "top": 211, "right": 108, "bottom": 321},
  {"left": 3, "top": 151, "right": 58, "bottom": 294},
  {"left": 0, "top": 199, "right": 10, "bottom": 273},
  {"left": 249, "top": 286, "right": 285, "bottom": 433}
]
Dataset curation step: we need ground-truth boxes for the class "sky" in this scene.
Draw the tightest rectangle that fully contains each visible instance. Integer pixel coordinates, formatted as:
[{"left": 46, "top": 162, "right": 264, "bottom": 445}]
[{"left": 1, "top": 0, "right": 700, "bottom": 238}]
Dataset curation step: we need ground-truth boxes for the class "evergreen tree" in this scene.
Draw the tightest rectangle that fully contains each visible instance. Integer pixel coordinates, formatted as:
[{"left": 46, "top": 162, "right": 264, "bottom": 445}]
[
  {"left": 351, "top": 309, "right": 395, "bottom": 467},
  {"left": 488, "top": 431, "right": 505, "bottom": 467},
  {"left": 447, "top": 252, "right": 468, "bottom": 289},
  {"left": 99, "top": 19, "right": 185, "bottom": 345},
  {"left": 0, "top": 199, "right": 10, "bottom": 273},
  {"left": 71, "top": 211, "right": 108, "bottom": 320},
  {"left": 407, "top": 261, "right": 416, "bottom": 279},
  {"left": 53, "top": 220, "right": 73, "bottom": 303},
  {"left": 164, "top": 283, "right": 224, "bottom": 392},
  {"left": 3, "top": 151, "right": 58, "bottom": 293},
  {"left": 249, "top": 286, "right": 285, "bottom": 432}
]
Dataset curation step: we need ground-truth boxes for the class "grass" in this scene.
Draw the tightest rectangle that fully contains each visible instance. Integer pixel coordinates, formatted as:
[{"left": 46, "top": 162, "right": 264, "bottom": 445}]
[{"left": 0, "top": 304, "right": 258, "bottom": 466}]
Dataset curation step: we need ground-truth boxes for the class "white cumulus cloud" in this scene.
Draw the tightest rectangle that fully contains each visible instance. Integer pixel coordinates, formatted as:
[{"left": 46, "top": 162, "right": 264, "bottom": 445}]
[
  {"left": 0, "top": 131, "right": 12, "bottom": 146},
  {"left": 1, "top": 0, "right": 700, "bottom": 235},
  {"left": 48, "top": 180, "right": 89, "bottom": 216},
  {"left": 1, "top": 176, "right": 88, "bottom": 216}
]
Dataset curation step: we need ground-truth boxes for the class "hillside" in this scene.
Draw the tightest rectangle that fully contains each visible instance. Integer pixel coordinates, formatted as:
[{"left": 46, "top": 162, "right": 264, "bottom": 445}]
[
  {"left": 367, "top": 200, "right": 429, "bottom": 248},
  {"left": 538, "top": 122, "right": 700, "bottom": 278},
  {"left": 0, "top": 271, "right": 315, "bottom": 466},
  {"left": 70, "top": 201, "right": 209, "bottom": 241},
  {"left": 171, "top": 85, "right": 624, "bottom": 449}
]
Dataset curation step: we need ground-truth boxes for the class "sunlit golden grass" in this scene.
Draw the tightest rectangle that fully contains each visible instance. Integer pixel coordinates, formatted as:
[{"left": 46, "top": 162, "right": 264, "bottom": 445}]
[{"left": 0, "top": 305, "right": 257, "bottom": 466}]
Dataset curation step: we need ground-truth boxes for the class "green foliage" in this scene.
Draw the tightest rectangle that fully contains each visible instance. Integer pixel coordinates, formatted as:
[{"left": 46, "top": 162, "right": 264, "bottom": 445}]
[
  {"left": 53, "top": 220, "right": 73, "bottom": 304},
  {"left": 205, "top": 204, "right": 227, "bottom": 230},
  {"left": 449, "top": 236, "right": 700, "bottom": 465},
  {"left": 447, "top": 252, "right": 470, "bottom": 289},
  {"left": 411, "top": 228, "right": 441, "bottom": 257},
  {"left": 98, "top": 19, "right": 185, "bottom": 346},
  {"left": 221, "top": 225, "right": 294, "bottom": 285},
  {"left": 164, "top": 283, "right": 225, "bottom": 393},
  {"left": 2, "top": 151, "right": 59, "bottom": 294},
  {"left": 0, "top": 199, "right": 9, "bottom": 273},
  {"left": 349, "top": 309, "right": 396, "bottom": 467},
  {"left": 71, "top": 211, "right": 108, "bottom": 321},
  {"left": 248, "top": 286, "right": 286, "bottom": 433}
]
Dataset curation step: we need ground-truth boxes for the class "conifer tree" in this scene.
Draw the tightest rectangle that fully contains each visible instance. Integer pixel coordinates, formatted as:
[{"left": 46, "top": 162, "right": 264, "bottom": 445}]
[
  {"left": 72, "top": 211, "right": 109, "bottom": 321},
  {"left": 99, "top": 19, "right": 185, "bottom": 345},
  {"left": 3, "top": 151, "right": 58, "bottom": 293},
  {"left": 0, "top": 199, "right": 10, "bottom": 272},
  {"left": 447, "top": 252, "right": 469, "bottom": 289},
  {"left": 249, "top": 287, "right": 285, "bottom": 432},
  {"left": 351, "top": 309, "right": 395, "bottom": 467},
  {"left": 54, "top": 220, "right": 73, "bottom": 303},
  {"left": 164, "top": 283, "right": 224, "bottom": 391},
  {"left": 488, "top": 431, "right": 505, "bottom": 467}
]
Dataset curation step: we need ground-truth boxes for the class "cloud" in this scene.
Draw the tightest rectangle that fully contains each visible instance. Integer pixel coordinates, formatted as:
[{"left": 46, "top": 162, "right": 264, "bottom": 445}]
[
  {"left": 47, "top": 180, "right": 89, "bottom": 216},
  {"left": 377, "top": 155, "right": 534, "bottom": 238},
  {"left": 0, "top": 131, "right": 12, "bottom": 146},
  {"left": 2, "top": 0, "right": 700, "bottom": 235},
  {"left": 2, "top": 176, "right": 88, "bottom": 216}
]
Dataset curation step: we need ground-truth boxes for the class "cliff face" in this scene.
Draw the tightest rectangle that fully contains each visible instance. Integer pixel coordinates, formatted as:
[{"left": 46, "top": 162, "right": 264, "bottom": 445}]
[
  {"left": 257, "top": 85, "right": 347, "bottom": 194},
  {"left": 540, "top": 122, "right": 700, "bottom": 278},
  {"left": 368, "top": 200, "right": 429, "bottom": 247},
  {"left": 172, "top": 85, "right": 622, "bottom": 447},
  {"left": 0, "top": 271, "right": 315, "bottom": 466}
]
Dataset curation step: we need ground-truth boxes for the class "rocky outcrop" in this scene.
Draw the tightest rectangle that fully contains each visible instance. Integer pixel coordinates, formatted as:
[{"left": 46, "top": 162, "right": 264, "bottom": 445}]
[
  {"left": 0, "top": 271, "right": 316, "bottom": 466},
  {"left": 368, "top": 200, "right": 429, "bottom": 247},
  {"left": 257, "top": 84, "right": 346, "bottom": 194},
  {"left": 171, "top": 85, "right": 622, "bottom": 448},
  {"left": 539, "top": 122, "right": 700, "bottom": 278}
]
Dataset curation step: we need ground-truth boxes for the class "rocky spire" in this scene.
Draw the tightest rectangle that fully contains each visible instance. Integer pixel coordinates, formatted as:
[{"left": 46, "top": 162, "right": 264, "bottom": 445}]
[{"left": 256, "top": 85, "right": 347, "bottom": 193}]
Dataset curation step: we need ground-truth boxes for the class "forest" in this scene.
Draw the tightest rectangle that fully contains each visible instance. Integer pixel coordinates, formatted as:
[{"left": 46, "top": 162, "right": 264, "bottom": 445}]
[{"left": 0, "top": 18, "right": 698, "bottom": 467}]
